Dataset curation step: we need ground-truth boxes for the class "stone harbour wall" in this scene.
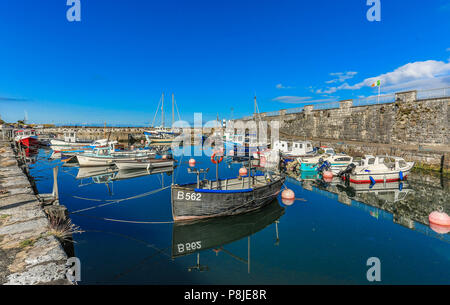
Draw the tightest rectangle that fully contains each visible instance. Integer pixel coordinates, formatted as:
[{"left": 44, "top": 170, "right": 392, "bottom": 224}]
[
  {"left": 0, "top": 141, "right": 71, "bottom": 285},
  {"left": 248, "top": 90, "right": 450, "bottom": 172}
]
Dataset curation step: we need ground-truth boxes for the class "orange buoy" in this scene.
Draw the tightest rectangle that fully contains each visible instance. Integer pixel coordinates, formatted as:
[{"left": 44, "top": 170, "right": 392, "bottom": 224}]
[
  {"left": 322, "top": 171, "right": 333, "bottom": 179},
  {"left": 162, "top": 155, "right": 167, "bottom": 160},
  {"left": 188, "top": 158, "right": 196, "bottom": 167},
  {"left": 239, "top": 167, "right": 248, "bottom": 176},
  {"left": 281, "top": 189, "right": 295, "bottom": 206},
  {"left": 428, "top": 210, "right": 450, "bottom": 227}
]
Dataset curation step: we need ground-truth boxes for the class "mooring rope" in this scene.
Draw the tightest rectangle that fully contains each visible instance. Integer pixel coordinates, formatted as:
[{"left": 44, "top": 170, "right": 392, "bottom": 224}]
[
  {"left": 70, "top": 185, "right": 170, "bottom": 214},
  {"left": 74, "top": 213, "right": 174, "bottom": 224}
]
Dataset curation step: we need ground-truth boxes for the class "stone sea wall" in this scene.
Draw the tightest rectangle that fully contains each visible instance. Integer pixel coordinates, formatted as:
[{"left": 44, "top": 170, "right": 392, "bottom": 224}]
[{"left": 247, "top": 90, "right": 450, "bottom": 172}]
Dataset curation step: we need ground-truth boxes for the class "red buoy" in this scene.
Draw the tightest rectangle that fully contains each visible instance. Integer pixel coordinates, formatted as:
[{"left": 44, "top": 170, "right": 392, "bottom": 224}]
[
  {"left": 188, "top": 158, "right": 196, "bottom": 167},
  {"left": 239, "top": 167, "right": 248, "bottom": 176}
]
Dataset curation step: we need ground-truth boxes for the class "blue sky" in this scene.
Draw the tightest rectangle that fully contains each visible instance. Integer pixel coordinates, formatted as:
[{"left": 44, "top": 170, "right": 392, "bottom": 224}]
[{"left": 0, "top": 0, "right": 449, "bottom": 125}]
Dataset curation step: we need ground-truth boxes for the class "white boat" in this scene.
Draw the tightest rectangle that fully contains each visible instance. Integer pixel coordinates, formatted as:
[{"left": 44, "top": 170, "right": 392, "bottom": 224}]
[
  {"left": 272, "top": 140, "right": 315, "bottom": 158},
  {"left": 297, "top": 148, "right": 353, "bottom": 173},
  {"left": 77, "top": 146, "right": 156, "bottom": 167},
  {"left": 340, "top": 155, "right": 414, "bottom": 184},
  {"left": 50, "top": 132, "right": 115, "bottom": 148},
  {"left": 114, "top": 158, "right": 176, "bottom": 170}
]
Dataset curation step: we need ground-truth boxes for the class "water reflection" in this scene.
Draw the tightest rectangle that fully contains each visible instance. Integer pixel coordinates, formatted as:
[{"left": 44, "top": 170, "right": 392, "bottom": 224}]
[
  {"left": 288, "top": 171, "right": 450, "bottom": 242},
  {"left": 172, "top": 200, "right": 285, "bottom": 272}
]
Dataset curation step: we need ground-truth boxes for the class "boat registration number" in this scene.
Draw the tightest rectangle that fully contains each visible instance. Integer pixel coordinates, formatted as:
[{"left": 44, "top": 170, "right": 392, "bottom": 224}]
[
  {"left": 177, "top": 241, "right": 202, "bottom": 253},
  {"left": 177, "top": 191, "right": 202, "bottom": 201}
]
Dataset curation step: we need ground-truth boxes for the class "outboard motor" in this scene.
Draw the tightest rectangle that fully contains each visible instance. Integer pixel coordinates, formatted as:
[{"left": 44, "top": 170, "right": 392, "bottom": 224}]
[
  {"left": 338, "top": 163, "right": 356, "bottom": 177},
  {"left": 337, "top": 163, "right": 356, "bottom": 186}
]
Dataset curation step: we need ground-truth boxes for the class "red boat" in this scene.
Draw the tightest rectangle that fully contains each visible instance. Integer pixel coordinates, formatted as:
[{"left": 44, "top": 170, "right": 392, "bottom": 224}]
[{"left": 14, "top": 129, "right": 40, "bottom": 147}]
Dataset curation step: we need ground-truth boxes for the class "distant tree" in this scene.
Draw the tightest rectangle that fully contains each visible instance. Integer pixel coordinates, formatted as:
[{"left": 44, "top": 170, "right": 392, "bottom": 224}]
[
  {"left": 17, "top": 120, "right": 25, "bottom": 125},
  {"left": 0, "top": 119, "right": 4, "bottom": 125}
]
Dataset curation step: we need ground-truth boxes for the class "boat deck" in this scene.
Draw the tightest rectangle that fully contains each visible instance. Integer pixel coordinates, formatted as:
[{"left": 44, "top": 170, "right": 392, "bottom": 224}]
[{"left": 184, "top": 175, "right": 277, "bottom": 191}]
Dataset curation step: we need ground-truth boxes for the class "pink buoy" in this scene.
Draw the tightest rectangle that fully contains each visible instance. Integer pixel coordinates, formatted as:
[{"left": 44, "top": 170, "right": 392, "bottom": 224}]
[
  {"left": 428, "top": 210, "right": 450, "bottom": 227},
  {"left": 323, "top": 176, "right": 333, "bottom": 183},
  {"left": 188, "top": 158, "right": 196, "bottom": 167},
  {"left": 281, "top": 189, "right": 295, "bottom": 207},
  {"left": 281, "top": 198, "right": 295, "bottom": 206},
  {"left": 430, "top": 223, "right": 450, "bottom": 234},
  {"left": 239, "top": 167, "right": 248, "bottom": 176},
  {"left": 322, "top": 171, "right": 333, "bottom": 179}
]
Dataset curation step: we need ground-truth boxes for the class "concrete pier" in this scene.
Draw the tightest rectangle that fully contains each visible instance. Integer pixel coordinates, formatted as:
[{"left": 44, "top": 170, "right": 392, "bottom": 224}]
[{"left": 0, "top": 141, "right": 70, "bottom": 285}]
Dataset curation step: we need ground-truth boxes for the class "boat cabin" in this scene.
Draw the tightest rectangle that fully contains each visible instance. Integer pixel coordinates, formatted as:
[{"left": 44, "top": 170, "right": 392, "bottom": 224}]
[
  {"left": 273, "top": 140, "right": 314, "bottom": 155},
  {"left": 63, "top": 132, "right": 78, "bottom": 143},
  {"left": 357, "top": 155, "right": 410, "bottom": 171}
]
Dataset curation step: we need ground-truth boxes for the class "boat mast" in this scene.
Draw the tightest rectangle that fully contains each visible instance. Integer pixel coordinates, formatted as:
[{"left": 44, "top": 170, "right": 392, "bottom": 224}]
[
  {"left": 161, "top": 93, "right": 165, "bottom": 129},
  {"left": 172, "top": 93, "right": 175, "bottom": 129}
]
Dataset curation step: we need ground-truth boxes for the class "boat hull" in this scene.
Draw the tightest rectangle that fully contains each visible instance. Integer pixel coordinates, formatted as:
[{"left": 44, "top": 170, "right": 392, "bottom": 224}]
[
  {"left": 77, "top": 155, "right": 151, "bottom": 167},
  {"left": 301, "top": 162, "right": 349, "bottom": 172},
  {"left": 17, "top": 136, "right": 39, "bottom": 147},
  {"left": 345, "top": 172, "right": 410, "bottom": 184},
  {"left": 171, "top": 177, "right": 285, "bottom": 221},
  {"left": 50, "top": 139, "right": 92, "bottom": 147},
  {"left": 115, "top": 159, "right": 175, "bottom": 170}
]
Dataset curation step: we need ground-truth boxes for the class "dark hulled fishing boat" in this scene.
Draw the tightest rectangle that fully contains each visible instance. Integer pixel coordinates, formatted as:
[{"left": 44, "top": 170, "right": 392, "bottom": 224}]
[
  {"left": 171, "top": 149, "right": 285, "bottom": 221},
  {"left": 172, "top": 200, "right": 285, "bottom": 258}
]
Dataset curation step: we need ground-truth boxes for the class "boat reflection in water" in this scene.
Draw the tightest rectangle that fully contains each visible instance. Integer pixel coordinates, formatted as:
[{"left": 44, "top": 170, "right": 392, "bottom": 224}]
[
  {"left": 172, "top": 200, "right": 285, "bottom": 272},
  {"left": 75, "top": 166, "right": 176, "bottom": 195},
  {"left": 290, "top": 174, "right": 450, "bottom": 242}
]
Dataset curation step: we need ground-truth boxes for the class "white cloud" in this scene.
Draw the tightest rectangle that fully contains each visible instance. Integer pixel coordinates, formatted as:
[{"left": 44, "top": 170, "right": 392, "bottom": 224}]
[
  {"left": 325, "top": 71, "right": 358, "bottom": 84},
  {"left": 319, "top": 60, "right": 450, "bottom": 94},
  {"left": 276, "top": 83, "right": 294, "bottom": 89},
  {"left": 272, "top": 96, "right": 335, "bottom": 104}
]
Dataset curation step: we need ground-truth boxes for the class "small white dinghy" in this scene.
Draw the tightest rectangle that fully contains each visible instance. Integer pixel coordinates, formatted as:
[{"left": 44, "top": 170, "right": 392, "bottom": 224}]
[
  {"left": 115, "top": 158, "right": 176, "bottom": 170},
  {"left": 77, "top": 146, "right": 156, "bottom": 167}
]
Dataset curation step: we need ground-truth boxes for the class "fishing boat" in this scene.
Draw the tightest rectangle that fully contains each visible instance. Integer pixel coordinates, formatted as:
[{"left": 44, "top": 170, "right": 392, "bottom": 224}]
[
  {"left": 50, "top": 132, "right": 96, "bottom": 147},
  {"left": 76, "top": 146, "right": 156, "bottom": 167},
  {"left": 114, "top": 157, "right": 176, "bottom": 170},
  {"left": 338, "top": 155, "right": 414, "bottom": 184},
  {"left": 14, "top": 129, "right": 39, "bottom": 147},
  {"left": 171, "top": 153, "right": 285, "bottom": 221}
]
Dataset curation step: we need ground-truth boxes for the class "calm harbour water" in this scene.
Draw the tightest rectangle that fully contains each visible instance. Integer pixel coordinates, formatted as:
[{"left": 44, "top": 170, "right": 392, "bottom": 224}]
[{"left": 28, "top": 146, "right": 450, "bottom": 285}]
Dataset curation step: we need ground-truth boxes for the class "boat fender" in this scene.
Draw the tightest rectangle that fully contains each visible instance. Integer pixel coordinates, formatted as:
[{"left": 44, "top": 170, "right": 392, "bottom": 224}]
[
  {"left": 369, "top": 176, "right": 376, "bottom": 185},
  {"left": 399, "top": 171, "right": 404, "bottom": 181}
]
